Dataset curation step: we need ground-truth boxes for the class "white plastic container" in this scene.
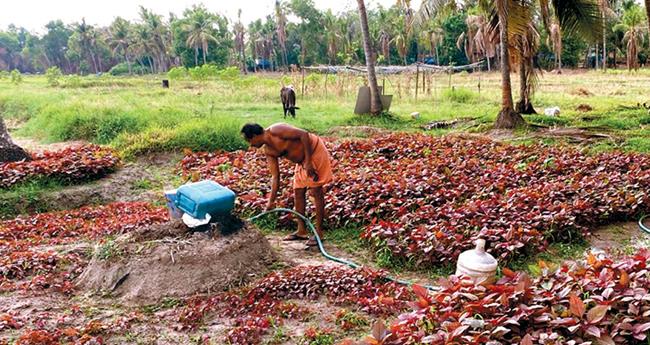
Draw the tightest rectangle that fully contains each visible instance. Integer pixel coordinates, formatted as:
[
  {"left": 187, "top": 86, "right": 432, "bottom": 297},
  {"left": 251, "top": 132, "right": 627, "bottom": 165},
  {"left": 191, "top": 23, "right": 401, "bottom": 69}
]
[{"left": 455, "top": 239, "right": 498, "bottom": 285}]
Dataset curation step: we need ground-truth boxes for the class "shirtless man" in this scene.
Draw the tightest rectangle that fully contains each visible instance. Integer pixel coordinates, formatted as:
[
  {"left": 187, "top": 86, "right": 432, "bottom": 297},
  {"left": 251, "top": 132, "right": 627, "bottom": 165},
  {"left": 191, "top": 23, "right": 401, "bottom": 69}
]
[{"left": 240, "top": 123, "right": 333, "bottom": 247}]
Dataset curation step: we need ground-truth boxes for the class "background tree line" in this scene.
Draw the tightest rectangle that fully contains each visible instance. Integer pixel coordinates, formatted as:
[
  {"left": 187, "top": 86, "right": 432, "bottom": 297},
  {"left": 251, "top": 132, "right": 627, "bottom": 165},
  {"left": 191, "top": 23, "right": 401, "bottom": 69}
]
[{"left": 0, "top": 0, "right": 647, "bottom": 76}]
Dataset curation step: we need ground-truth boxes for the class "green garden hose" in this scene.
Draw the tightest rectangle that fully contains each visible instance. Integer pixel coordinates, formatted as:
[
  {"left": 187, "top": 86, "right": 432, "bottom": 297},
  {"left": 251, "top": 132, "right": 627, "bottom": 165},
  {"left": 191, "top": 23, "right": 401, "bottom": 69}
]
[
  {"left": 640, "top": 215, "right": 650, "bottom": 235},
  {"left": 247, "top": 208, "right": 438, "bottom": 291}
]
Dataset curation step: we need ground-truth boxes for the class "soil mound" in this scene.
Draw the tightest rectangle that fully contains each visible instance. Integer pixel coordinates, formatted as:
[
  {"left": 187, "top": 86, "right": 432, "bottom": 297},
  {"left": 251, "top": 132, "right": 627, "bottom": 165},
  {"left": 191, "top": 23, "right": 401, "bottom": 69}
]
[
  {"left": 76, "top": 217, "right": 277, "bottom": 305},
  {"left": 576, "top": 104, "right": 593, "bottom": 112},
  {"left": 571, "top": 87, "right": 594, "bottom": 96}
]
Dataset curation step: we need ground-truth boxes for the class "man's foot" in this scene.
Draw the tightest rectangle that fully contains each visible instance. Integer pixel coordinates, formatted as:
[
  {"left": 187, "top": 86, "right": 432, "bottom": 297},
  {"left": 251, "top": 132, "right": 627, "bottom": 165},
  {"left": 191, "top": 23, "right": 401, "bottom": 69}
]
[
  {"left": 305, "top": 237, "right": 319, "bottom": 247},
  {"left": 283, "top": 232, "right": 309, "bottom": 241}
]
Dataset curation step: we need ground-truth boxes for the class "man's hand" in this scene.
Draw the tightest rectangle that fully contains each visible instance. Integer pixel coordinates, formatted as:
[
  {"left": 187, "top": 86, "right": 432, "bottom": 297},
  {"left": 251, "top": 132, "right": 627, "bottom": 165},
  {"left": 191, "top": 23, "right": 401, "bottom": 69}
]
[{"left": 305, "top": 162, "right": 319, "bottom": 182}]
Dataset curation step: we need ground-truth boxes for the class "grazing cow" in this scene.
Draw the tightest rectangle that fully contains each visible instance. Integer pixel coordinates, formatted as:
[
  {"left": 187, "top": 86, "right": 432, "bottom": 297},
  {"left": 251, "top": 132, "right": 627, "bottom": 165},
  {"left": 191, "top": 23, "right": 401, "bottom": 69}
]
[{"left": 281, "top": 86, "right": 299, "bottom": 118}]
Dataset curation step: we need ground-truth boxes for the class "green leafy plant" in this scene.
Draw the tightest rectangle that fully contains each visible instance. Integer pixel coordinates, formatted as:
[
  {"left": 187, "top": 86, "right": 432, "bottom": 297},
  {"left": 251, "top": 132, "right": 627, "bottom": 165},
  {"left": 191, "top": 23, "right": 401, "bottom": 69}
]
[
  {"left": 10, "top": 69, "right": 22, "bottom": 84},
  {"left": 167, "top": 66, "right": 189, "bottom": 80},
  {"left": 45, "top": 67, "right": 63, "bottom": 86}
]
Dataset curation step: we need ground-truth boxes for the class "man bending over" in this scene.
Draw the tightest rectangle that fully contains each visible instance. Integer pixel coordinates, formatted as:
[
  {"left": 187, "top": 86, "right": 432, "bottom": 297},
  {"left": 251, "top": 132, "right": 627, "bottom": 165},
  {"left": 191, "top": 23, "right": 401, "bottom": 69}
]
[{"left": 241, "top": 123, "right": 333, "bottom": 247}]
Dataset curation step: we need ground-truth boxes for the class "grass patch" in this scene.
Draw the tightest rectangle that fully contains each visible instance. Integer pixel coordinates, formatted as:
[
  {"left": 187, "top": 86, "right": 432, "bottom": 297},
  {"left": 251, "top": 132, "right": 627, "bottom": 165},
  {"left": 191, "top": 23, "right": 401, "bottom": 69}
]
[
  {"left": 2, "top": 71, "right": 650, "bottom": 158},
  {"left": 442, "top": 87, "right": 477, "bottom": 103},
  {"left": 141, "top": 297, "right": 182, "bottom": 315},
  {"left": 526, "top": 114, "right": 571, "bottom": 127},
  {"left": 0, "top": 178, "right": 68, "bottom": 218},
  {"left": 508, "top": 240, "right": 590, "bottom": 276}
]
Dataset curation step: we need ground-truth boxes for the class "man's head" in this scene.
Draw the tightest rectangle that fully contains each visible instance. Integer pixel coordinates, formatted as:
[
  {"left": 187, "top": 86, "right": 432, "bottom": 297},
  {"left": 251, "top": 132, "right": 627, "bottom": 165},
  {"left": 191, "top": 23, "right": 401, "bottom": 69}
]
[{"left": 241, "top": 123, "right": 265, "bottom": 147}]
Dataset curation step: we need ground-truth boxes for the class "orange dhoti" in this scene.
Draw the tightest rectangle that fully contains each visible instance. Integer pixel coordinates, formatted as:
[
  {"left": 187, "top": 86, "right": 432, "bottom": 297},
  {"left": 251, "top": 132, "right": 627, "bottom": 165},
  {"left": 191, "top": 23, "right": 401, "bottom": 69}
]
[{"left": 293, "top": 134, "right": 333, "bottom": 189}]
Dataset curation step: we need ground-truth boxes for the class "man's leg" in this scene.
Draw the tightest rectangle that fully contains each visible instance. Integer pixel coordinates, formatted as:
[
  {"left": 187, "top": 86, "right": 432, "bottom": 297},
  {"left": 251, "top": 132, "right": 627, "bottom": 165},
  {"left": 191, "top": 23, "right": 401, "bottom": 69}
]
[
  {"left": 309, "top": 186, "right": 325, "bottom": 239},
  {"left": 294, "top": 187, "right": 309, "bottom": 238}
]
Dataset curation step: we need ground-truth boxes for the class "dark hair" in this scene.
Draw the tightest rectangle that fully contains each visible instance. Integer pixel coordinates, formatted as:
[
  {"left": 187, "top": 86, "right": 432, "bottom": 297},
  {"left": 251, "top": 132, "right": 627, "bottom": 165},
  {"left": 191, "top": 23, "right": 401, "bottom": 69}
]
[{"left": 241, "top": 123, "right": 265, "bottom": 139}]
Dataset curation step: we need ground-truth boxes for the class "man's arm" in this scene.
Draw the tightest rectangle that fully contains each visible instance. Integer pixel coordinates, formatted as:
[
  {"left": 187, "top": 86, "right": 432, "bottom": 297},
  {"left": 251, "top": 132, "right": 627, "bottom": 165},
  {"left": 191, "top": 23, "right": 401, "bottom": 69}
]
[{"left": 266, "top": 155, "right": 280, "bottom": 210}]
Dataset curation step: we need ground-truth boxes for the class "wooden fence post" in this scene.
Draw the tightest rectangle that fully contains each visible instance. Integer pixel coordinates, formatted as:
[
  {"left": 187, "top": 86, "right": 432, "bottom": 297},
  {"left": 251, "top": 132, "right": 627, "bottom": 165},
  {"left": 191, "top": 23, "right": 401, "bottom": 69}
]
[
  {"left": 301, "top": 68, "right": 305, "bottom": 96},
  {"left": 415, "top": 64, "right": 419, "bottom": 101}
]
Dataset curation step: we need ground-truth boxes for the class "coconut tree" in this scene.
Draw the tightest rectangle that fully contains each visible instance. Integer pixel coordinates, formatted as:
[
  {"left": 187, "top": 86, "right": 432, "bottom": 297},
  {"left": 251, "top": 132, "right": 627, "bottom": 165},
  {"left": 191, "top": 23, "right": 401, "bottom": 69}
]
[
  {"left": 547, "top": 21, "right": 562, "bottom": 71},
  {"left": 183, "top": 5, "right": 217, "bottom": 66},
  {"left": 514, "top": 23, "right": 541, "bottom": 114},
  {"left": 598, "top": 0, "right": 617, "bottom": 69},
  {"left": 456, "top": 15, "right": 484, "bottom": 63},
  {"left": 130, "top": 24, "right": 157, "bottom": 73},
  {"left": 416, "top": 0, "right": 531, "bottom": 128},
  {"left": 108, "top": 17, "right": 133, "bottom": 75},
  {"left": 357, "top": 0, "right": 382, "bottom": 115},
  {"left": 645, "top": 0, "right": 650, "bottom": 34},
  {"left": 517, "top": 0, "right": 601, "bottom": 114},
  {"left": 614, "top": 4, "right": 646, "bottom": 70},
  {"left": 73, "top": 19, "right": 100, "bottom": 73},
  {"left": 139, "top": 7, "right": 169, "bottom": 72},
  {"left": 233, "top": 9, "right": 247, "bottom": 73},
  {"left": 323, "top": 10, "right": 341, "bottom": 64},
  {"left": 471, "top": 14, "right": 497, "bottom": 70},
  {"left": 426, "top": 26, "right": 444, "bottom": 65},
  {"left": 274, "top": 0, "right": 289, "bottom": 70}
]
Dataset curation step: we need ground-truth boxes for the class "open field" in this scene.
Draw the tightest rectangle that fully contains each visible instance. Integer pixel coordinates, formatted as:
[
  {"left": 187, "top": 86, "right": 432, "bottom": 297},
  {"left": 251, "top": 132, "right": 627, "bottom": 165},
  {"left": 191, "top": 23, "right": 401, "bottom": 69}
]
[
  {"left": 1, "top": 69, "right": 649, "bottom": 157},
  {"left": 1, "top": 69, "right": 650, "bottom": 344}
]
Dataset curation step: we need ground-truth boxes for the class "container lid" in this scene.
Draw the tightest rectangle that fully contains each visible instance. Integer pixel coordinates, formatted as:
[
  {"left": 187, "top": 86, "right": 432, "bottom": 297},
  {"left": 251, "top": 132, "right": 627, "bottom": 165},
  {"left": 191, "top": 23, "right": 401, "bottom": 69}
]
[{"left": 457, "top": 239, "right": 498, "bottom": 273}]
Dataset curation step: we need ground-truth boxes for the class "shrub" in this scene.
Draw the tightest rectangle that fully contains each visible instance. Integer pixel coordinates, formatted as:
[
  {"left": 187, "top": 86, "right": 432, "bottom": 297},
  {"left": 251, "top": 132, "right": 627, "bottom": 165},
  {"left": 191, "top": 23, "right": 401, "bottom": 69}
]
[
  {"left": 189, "top": 64, "right": 219, "bottom": 82},
  {"left": 0, "top": 70, "right": 8, "bottom": 79},
  {"left": 10, "top": 70, "right": 22, "bottom": 84},
  {"left": 51, "top": 115, "right": 97, "bottom": 141},
  {"left": 167, "top": 66, "right": 188, "bottom": 80},
  {"left": 442, "top": 87, "right": 476, "bottom": 103},
  {"left": 64, "top": 75, "right": 82, "bottom": 88},
  {"left": 96, "top": 114, "right": 143, "bottom": 144},
  {"left": 112, "top": 119, "right": 246, "bottom": 158},
  {"left": 218, "top": 66, "right": 240, "bottom": 81},
  {"left": 45, "top": 67, "right": 63, "bottom": 87},
  {"left": 108, "top": 62, "right": 148, "bottom": 76}
]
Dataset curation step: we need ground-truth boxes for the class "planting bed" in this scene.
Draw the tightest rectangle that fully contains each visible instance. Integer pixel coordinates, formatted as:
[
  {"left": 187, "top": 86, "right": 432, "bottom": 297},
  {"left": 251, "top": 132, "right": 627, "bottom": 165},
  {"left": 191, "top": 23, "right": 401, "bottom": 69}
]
[
  {"left": 181, "top": 133, "right": 650, "bottom": 265},
  {"left": 0, "top": 201, "right": 413, "bottom": 344},
  {"left": 0, "top": 202, "right": 168, "bottom": 293},
  {"left": 0, "top": 145, "right": 119, "bottom": 188},
  {"left": 357, "top": 249, "right": 650, "bottom": 345},
  {"left": 77, "top": 217, "right": 278, "bottom": 304}
]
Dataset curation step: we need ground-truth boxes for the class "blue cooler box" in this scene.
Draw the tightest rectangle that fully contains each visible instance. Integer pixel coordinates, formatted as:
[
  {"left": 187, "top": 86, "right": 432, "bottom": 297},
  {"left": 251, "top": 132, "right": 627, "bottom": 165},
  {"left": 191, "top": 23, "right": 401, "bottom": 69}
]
[{"left": 175, "top": 180, "right": 236, "bottom": 220}]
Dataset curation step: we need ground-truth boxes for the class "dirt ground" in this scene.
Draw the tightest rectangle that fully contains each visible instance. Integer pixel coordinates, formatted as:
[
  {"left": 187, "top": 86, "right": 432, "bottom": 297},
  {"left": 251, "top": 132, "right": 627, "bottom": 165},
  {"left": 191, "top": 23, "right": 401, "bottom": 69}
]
[
  {"left": 1, "top": 135, "right": 647, "bottom": 344},
  {"left": 589, "top": 221, "right": 650, "bottom": 255},
  {"left": 77, "top": 219, "right": 278, "bottom": 305}
]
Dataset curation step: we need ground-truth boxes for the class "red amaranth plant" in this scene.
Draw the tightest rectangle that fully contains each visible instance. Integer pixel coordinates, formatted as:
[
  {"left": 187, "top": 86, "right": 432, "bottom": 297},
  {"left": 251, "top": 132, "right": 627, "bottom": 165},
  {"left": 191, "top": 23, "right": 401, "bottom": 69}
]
[
  {"left": 0, "top": 202, "right": 168, "bottom": 293},
  {"left": 181, "top": 134, "right": 650, "bottom": 265},
  {"left": 0, "top": 145, "right": 120, "bottom": 188},
  {"left": 174, "top": 265, "right": 413, "bottom": 344},
  {"left": 365, "top": 250, "right": 650, "bottom": 345}
]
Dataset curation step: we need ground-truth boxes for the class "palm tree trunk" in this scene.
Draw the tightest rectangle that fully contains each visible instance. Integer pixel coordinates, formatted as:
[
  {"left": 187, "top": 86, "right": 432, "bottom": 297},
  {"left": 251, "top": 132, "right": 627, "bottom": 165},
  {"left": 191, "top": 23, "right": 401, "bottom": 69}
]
[
  {"left": 516, "top": 55, "right": 536, "bottom": 114},
  {"left": 202, "top": 41, "right": 208, "bottom": 65},
  {"left": 595, "top": 44, "right": 599, "bottom": 69},
  {"left": 126, "top": 54, "right": 132, "bottom": 75},
  {"left": 645, "top": 0, "right": 650, "bottom": 35},
  {"left": 357, "top": 0, "right": 382, "bottom": 115},
  {"left": 282, "top": 48, "right": 288, "bottom": 71},
  {"left": 494, "top": 0, "right": 525, "bottom": 129},
  {"left": 603, "top": 10, "right": 607, "bottom": 70},
  {"left": 194, "top": 47, "right": 199, "bottom": 66}
]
